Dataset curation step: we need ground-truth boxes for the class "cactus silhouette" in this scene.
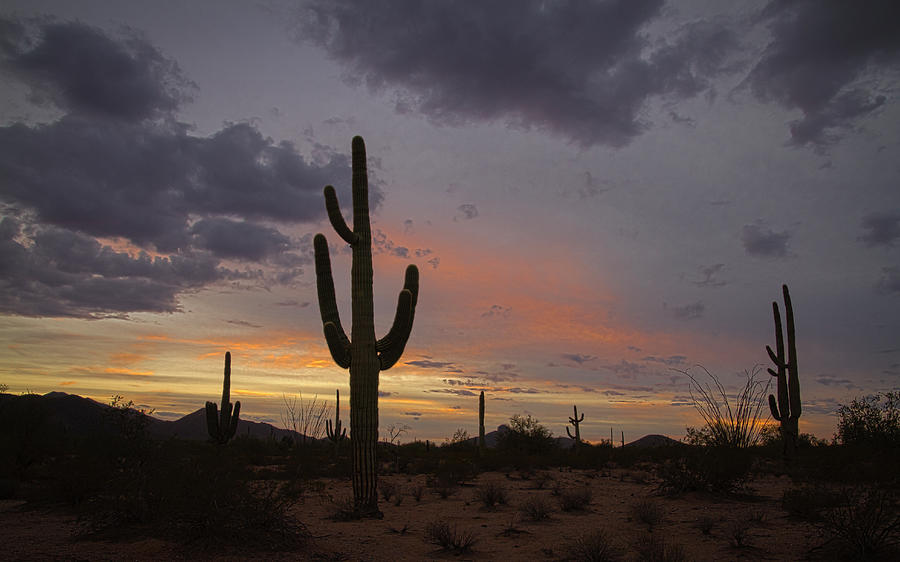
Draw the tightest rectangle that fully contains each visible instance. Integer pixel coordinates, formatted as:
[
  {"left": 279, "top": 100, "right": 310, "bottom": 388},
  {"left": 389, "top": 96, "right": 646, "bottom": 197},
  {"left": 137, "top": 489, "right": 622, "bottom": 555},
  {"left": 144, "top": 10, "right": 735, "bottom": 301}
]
[
  {"left": 314, "top": 136, "right": 420, "bottom": 517},
  {"left": 566, "top": 405, "right": 584, "bottom": 448},
  {"left": 326, "top": 388, "right": 347, "bottom": 457},
  {"left": 205, "top": 351, "right": 240, "bottom": 444},
  {"left": 766, "top": 284, "right": 801, "bottom": 458},
  {"left": 478, "top": 391, "right": 486, "bottom": 456}
]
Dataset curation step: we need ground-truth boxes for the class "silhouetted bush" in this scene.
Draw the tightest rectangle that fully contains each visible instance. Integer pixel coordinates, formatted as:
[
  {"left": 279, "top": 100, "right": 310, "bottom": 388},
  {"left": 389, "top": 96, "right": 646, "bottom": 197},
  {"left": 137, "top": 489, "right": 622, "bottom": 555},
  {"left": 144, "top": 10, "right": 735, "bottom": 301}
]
[
  {"left": 496, "top": 415, "right": 556, "bottom": 456},
  {"left": 781, "top": 484, "right": 844, "bottom": 521},
  {"left": 632, "top": 498, "right": 665, "bottom": 529},
  {"left": 655, "top": 447, "right": 752, "bottom": 495},
  {"left": 836, "top": 391, "right": 900, "bottom": 448},
  {"left": 635, "top": 534, "right": 687, "bottom": 562},
  {"left": 821, "top": 487, "right": 900, "bottom": 559}
]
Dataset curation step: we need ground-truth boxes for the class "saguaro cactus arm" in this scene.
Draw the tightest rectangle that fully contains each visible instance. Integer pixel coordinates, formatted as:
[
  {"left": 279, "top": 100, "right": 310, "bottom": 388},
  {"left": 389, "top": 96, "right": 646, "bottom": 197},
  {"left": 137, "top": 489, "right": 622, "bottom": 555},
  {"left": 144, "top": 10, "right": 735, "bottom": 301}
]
[
  {"left": 314, "top": 234, "right": 351, "bottom": 368},
  {"left": 566, "top": 405, "right": 584, "bottom": 440},
  {"left": 324, "top": 185, "right": 357, "bottom": 245},
  {"left": 376, "top": 265, "right": 420, "bottom": 369}
]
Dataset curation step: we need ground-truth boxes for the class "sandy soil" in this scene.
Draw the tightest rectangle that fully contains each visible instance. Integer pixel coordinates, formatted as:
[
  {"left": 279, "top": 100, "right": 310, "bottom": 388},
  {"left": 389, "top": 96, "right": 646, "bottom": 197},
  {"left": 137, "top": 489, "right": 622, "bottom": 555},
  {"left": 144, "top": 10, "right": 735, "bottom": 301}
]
[{"left": 2, "top": 467, "right": 823, "bottom": 561}]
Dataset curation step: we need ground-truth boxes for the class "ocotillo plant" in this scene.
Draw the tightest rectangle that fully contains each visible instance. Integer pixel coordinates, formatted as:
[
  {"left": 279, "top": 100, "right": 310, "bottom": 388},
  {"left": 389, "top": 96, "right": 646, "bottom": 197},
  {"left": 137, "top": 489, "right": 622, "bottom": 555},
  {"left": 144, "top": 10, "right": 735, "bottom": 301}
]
[
  {"left": 766, "top": 284, "right": 801, "bottom": 458},
  {"left": 314, "top": 136, "right": 420, "bottom": 517},
  {"left": 205, "top": 351, "right": 240, "bottom": 445},
  {"left": 326, "top": 388, "right": 347, "bottom": 456},
  {"left": 478, "top": 390, "right": 486, "bottom": 456},
  {"left": 565, "top": 405, "right": 584, "bottom": 448}
]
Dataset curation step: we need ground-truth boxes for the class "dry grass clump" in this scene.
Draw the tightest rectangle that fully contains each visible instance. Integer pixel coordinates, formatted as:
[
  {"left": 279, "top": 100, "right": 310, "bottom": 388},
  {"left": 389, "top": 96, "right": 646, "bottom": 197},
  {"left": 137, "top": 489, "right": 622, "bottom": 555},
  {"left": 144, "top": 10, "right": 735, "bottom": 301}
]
[
  {"left": 564, "top": 529, "right": 621, "bottom": 561},
  {"left": 520, "top": 495, "right": 553, "bottom": 521},
  {"left": 474, "top": 481, "right": 509, "bottom": 509},
  {"left": 423, "top": 519, "right": 477, "bottom": 554},
  {"left": 631, "top": 498, "right": 665, "bottom": 530},
  {"left": 635, "top": 534, "right": 688, "bottom": 562},
  {"left": 558, "top": 486, "right": 593, "bottom": 512}
]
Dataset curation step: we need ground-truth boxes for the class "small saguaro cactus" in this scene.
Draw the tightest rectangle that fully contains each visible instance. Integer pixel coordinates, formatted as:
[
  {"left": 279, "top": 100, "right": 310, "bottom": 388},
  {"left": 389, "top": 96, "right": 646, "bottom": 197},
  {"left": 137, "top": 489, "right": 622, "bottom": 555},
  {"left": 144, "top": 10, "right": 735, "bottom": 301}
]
[
  {"left": 205, "top": 351, "right": 241, "bottom": 445},
  {"left": 766, "top": 284, "right": 801, "bottom": 459},
  {"left": 478, "top": 391, "right": 486, "bottom": 456},
  {"left": 566, "top": 405, "right": 584, "bottom": 447},
  {"left": 314, "top": 136, "right": 420, "bottom": 517},
  {"left": 326, "top": 388, "right": 347, "bottom": 456}
]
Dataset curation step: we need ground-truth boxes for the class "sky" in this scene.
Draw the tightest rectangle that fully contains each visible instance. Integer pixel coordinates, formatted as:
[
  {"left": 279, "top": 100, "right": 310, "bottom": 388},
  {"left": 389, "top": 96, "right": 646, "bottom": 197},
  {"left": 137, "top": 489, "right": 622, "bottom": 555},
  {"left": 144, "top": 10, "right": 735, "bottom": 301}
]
[{"left": 1, "top": 0, "right": 898, "bottom": 443}]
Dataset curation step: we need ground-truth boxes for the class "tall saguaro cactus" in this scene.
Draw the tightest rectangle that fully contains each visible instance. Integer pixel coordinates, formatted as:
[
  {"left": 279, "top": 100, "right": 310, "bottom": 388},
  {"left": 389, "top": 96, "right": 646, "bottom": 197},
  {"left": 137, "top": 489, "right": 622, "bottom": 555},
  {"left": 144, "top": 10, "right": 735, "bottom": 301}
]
[
  {"left": 766, "top": 284, "right": 801, "bottom": 458},
  {"left": 314, "top": 136, "right": 420, "bottom": 517},
  {"left": 478, "top": 391, "right": 486, "bottom": 456},
  {"left": 326, "top": 388, "right": 347, "bottom": 457},
  {"left": 566, "top": 405, "right": 584, "bottom": 447},
  {"left": 205, "top": 351, "right": 241, "bottom": 445}
]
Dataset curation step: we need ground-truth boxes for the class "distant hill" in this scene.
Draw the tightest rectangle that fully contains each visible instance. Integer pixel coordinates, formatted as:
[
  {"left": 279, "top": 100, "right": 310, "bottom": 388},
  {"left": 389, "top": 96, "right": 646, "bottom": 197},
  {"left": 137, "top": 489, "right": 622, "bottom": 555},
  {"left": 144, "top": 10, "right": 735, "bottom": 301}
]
[
  {"left": 623, "top": 434, "right": 684, "bottom": 448},
  {"left": 0, "top": 391, "right": 304, "bottom": 443}
]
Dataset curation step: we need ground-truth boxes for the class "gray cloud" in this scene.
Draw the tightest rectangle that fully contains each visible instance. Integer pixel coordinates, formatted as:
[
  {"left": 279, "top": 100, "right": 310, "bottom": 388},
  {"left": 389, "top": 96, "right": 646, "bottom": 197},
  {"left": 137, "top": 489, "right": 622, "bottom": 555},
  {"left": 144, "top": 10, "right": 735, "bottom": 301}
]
[
  {"left": 741, "top": 223, "right": 791, "bottom": 258},
  {"left": 0, "top": 218, "right": 235, "bottom": 317},
  {"left": 481, "top": 304, "right": 511, "bottom": 318},
  {"left": 877, "top": 267, "right": 900, "bottom": 295},
  {"left": 669, "top": 301, "right": 705, "bottom": 320},
  {"left": 1, "top": 18, "right": 192, "bottom": 121},
  {"left": 746, "top": 1, "right": 900, "bottom": 147},
  {"left": 406, "top": 359, "right": 457, "bottom": 369},
  {"left": 561, "top": 353, "right": 597, "bottom": 365},
  {"left": 695, "top": 263, "right": 727, "bottom": 287},
  {"left": 860, "top": 211, "right": 900, "bottom": 248},
  {"left": 455, "top": 204, "right": 478, "bottom": 221},
  {"left": 814, "top": 375, "right": 860, "bottom": 390},
  {"left": 0, "top": 18, "right": 363, "bottom": 317},
  {"left": 300, "top": 0, "right": 739, "bottom": 147}
]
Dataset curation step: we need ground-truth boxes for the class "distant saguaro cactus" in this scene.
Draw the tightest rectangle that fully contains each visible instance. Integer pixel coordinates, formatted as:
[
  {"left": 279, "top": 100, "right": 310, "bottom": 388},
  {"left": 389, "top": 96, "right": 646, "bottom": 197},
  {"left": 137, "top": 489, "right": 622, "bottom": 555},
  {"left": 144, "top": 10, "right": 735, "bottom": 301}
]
[
  {"left": 315, "top": 136, "right": 420, "bottom": 517},
  {"left": 478, "top": 391, "right": 486, "bottom": 456},
  {"left": 205, "top": 351, "right": 240, "bottom": 445},
  {"left": 766, "top": 284, "right": 801, "bottom": 459},
  {"left": 566, "top": 405, "right": 584, "bottom": 448},
  {"left": 326, "top": 388, "right": 347, "bottom": 457}
]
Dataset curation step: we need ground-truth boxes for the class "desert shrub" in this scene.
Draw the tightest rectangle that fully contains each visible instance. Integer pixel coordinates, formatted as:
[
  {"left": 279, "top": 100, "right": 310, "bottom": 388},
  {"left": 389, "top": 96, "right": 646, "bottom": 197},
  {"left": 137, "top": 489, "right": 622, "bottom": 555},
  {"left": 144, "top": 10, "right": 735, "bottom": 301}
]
[
  {"left": 680, "top": 366, "right": 770, "bottom": 448},
  {"left": 423, "top": 520, "right": 477, "bottom": 554},
  {"left": 635, "top": 534, "right": 687, "bottom": 562},
  {"left": 656, "top": 447, "right": 752, "bottom": 495},
  {"left": 520, "top": 495, "right": 553, "bottom": 521},
  {"left": 534, "top": 472, "right": 554, "bottom": 489},
  {"left": 79, "top": 444, "right": 306, "bottom": 551},
  {"left": 411, "top": 484, "right": 424, "bottom": 502},
  {"left": 496, "top": 414, "right": 556, "bottom": 455},
  {"left": 725, "top": 520, "right": 750, "bottom": 548},
  {"left": 558, "top": 487, "right": 593, "bottom": 512},
  {"left": 474, "top": 481, "right": 508, "bottom": 509},
  {"left": 565, "top": 529, "right": 621, "bottom": 561},
  {"left": 781, "top": 484, "right": 844, "bottom": 521},
  {"left": 632, "top": 499, "right": 665, "bottom": 529},
  {"left": 822, "top": 487, "right": 900, "bottom": 559},
  {"left": 836, "top": 391, "right": 900, "bottom": 447}
]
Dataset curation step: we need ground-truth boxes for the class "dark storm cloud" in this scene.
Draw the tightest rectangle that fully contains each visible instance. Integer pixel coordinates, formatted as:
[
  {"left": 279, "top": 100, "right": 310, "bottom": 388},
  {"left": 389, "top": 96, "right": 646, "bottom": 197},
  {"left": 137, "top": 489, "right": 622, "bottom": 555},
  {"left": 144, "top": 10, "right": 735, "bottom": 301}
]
[
  {"left": 741, "top": 223, "right": 791, "bottom": 258},
  {"left": 0, "top": 218, "right": 234, "bottom": 317},
  {"left": 859, "top": 211, "right": 900, "bottom": 248},
  {"left": 1, "top": 18, "right": 192, "bottom": 121},
  {"left": 0, "top": 19, "right": 363, "bottom": 317},
  {"left": 300, "top": 0, "right": 739, "bottom": 147},
  {"left": 191, "top": 218, "right": 291, "bottom": 261},
  {"left": 746, "top": 1, "right": 900, "bottom": 147}
]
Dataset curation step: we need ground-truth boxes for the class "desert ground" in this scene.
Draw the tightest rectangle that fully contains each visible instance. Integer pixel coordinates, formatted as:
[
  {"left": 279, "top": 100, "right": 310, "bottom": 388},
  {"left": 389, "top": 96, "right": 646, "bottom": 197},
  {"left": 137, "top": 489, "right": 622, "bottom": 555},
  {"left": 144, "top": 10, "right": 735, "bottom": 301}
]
[{"left": 2, "top": 466, "right": 828, "bottom": 561}]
